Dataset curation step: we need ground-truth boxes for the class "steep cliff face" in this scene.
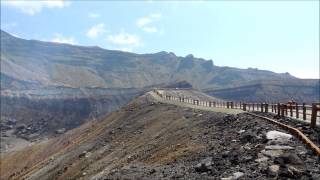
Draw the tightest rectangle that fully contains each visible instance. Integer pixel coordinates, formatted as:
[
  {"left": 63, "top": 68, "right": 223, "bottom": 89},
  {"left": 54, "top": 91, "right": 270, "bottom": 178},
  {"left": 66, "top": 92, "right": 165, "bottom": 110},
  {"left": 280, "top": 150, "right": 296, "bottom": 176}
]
[{"left": 0, "top": 87, "right": 144, "bottom": 153}]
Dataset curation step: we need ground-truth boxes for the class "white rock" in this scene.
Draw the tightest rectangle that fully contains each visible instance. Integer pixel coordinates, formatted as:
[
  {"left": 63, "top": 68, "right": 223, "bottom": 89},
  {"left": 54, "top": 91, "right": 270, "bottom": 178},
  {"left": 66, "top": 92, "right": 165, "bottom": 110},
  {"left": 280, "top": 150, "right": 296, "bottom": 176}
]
[
  {"left": 265, "top": 145, "right": 294, "bottom": 150},
  {"left": 261, "top": 149, "right": 284, "bottom": 157},
  {"left": 233, "top": 172, "right": 244, "bottom": 179},
  {"left": 268, "top": 165, "right": 280, "bottom": 175},
  {"left": 221, "top": 172, "right": 244, "bottom": 180},
  {"left": 255, "top": 156, "right": 269, "bottom": 163},
  {"left": 266, "top": 131, "right": 292, "bottom": 143},
  {"left": 238, "top": 130, "right": 246, "bottom": 134}
]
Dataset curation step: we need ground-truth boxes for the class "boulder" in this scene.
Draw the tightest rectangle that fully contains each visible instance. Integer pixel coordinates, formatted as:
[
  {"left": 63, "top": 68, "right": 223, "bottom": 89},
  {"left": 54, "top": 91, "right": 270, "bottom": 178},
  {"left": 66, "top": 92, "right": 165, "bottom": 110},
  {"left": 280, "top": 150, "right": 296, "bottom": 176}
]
[
  {"left": 240, "top": 132, "right": 257, "bottom": 143},
  {"left": 261, "top": 149, "right": 284, "bottom": 158},
  {"left": 274, "top": 153, "right": 303, "bottom": 165},
  {"left": 79, "top": 151, "right": 87, "bottom": 158},
  {"left": 16, "top": 124, "right": 27, "bottom": 130},
  {"left": 195, "top": 157, "right": 213, "bottom": 173},
  {"left": 266, "top": 131, "right": 292, "bottom": 144}
]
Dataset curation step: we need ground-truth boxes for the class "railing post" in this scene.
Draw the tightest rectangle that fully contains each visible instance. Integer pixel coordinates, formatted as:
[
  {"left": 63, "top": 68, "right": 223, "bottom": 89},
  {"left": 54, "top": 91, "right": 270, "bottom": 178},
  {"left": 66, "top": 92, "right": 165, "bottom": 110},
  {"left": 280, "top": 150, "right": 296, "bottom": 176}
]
[
  {"left": 310, "top": 103, "right": 318, "bottom": 128},
  {"left": 277, "top": 103, "right": 281, "bottom": 116},
  {"left": 265, "top": 103, "right": 268, "bottom": 113},
  {"left": 303, "top": 103, "right": 306, "bottom": 120},
  {"left": 284, "top": 104, "right": 288, "bottom": 116},
  {"left": 281, "top": 104, "right": 285, "bottom": 117},
  {"left": 290, "top": 104, "right": 293, "bottom": 117},
  {"left": 261, "top": 103, "right": 263, "bottom": 112},
  {"left": 243, "top": 103, "right": 246, "bottom": 111},
  {"left": 295, "top": 103, "right": 299, "bottom": 118}
]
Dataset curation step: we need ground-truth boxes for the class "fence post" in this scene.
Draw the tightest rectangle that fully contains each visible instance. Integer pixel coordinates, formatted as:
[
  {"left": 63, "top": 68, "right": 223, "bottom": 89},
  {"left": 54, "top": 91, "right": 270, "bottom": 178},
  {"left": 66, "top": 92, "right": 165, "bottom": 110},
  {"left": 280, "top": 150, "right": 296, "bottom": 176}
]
[
  {"left": 303, "top": 103, "right": 306, "bottom": 120},
  {"left": 285, "top": 104, "right": 288, "bottom": 116},
  {"left": 281, "top": 104, "right": 285, "bottom": 117},
  {"left": 277, "top": 103, "right": 281, "bottom": 116},
  {"left": 265, "top": 103, "right": 268, "bottom": 113},
  {"left": 310, "top": 103, "right": 318, "bottom": 128},
  {"left": 295, "top": 103, "right": 299, "bottom": 118},
  {"left": 261, "top": 103, "right": 263, "bottom": 112},
  {"left": 253, "top": 103, "right": 255, "bottom": 111},
  {"left": 290, "top": 104, "right": 293, "bottom": 117},
  {"left": 243, "top": 103, "right": 246, "bottom": 111}
]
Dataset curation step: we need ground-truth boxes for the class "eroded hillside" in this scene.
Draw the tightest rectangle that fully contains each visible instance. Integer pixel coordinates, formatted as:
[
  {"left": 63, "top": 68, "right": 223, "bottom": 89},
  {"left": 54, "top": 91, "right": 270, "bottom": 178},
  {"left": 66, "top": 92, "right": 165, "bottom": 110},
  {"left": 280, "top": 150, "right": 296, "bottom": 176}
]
[{"left": 1, "top": 92, "right": 319, "bottom": 180}]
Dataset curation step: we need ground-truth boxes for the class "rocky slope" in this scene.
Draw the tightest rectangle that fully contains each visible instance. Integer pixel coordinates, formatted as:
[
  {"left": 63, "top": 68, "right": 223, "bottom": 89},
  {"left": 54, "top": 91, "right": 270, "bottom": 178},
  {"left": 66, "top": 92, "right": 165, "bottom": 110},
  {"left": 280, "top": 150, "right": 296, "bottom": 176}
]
[
  {"left": 1, "top": 30, "right": 299, "bottom": 90},
  {"left": 1, "top": 93, "right": 319, "bottom": 180},
  {"left": 0, "top": 87, "right": 144, "bottom": 154}
]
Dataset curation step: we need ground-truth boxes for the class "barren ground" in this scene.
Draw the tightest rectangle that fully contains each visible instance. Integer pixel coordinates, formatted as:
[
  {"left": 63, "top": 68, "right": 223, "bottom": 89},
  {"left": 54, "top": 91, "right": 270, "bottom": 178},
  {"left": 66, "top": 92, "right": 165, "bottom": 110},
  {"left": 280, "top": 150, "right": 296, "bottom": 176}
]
[{"left": 1, "top": 92, "right": 319, "bottom": 180}]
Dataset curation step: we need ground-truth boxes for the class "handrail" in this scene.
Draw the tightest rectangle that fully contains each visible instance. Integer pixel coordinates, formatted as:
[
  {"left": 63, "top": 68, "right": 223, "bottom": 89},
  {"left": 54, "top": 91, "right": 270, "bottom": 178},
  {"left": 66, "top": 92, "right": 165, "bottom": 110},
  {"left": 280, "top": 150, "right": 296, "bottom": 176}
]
[{"left": 153, "top": 89, "right": 320, "bottom": 128}]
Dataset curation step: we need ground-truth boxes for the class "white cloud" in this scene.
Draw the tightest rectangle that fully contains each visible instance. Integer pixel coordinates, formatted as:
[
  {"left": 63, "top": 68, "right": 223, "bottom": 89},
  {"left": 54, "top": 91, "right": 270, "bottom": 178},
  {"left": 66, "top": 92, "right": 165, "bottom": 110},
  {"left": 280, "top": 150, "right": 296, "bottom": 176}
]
[
  {"left": 86, "top": 23, "right": 107, "bottom": 39},
  {"left": 3, "top": 0, "right": 70, "bottom": 15},
  {"left": 51, "top": 33, "right": 76, "bottom": 45},
  {"left": 142, "top": 27, "right": 158, "bottom": 33},
  {"left": 88, "top": 13, "right": 100, "bottom": 18},
  {"left": 136, "top": 13, "right": 162, "bottom": 33},
  {"left": 107, "top": 33, "right": 141, "bottom": 47},
  {"left": 137, "top": 17, "right": 152, "bottom": 28}
]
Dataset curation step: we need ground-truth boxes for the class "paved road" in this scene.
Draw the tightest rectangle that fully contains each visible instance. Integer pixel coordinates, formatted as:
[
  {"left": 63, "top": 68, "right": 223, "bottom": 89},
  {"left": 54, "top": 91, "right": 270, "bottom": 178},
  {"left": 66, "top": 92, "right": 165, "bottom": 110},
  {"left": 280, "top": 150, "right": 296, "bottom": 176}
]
[{"left": 148, "top": 91, "right": 243, "bottom": 115}]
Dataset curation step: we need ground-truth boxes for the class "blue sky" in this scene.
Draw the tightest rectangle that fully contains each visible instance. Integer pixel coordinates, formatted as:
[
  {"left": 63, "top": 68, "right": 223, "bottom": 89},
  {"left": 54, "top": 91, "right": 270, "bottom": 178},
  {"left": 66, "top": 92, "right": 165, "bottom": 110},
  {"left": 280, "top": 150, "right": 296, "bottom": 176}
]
[{"left": 1, "top": 1, "right": 319, "bottom": 79}]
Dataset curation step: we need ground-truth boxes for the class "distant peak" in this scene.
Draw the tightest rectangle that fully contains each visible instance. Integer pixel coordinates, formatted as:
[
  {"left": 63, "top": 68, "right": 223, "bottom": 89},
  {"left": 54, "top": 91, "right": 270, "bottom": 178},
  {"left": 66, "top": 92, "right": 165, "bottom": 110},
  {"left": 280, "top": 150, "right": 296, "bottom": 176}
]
[
  {"left": 185, "top": 54, "right": 194, "bottom": 58},
  {"left": 156, "top": 51, "right": 168, "bottom": 55}
]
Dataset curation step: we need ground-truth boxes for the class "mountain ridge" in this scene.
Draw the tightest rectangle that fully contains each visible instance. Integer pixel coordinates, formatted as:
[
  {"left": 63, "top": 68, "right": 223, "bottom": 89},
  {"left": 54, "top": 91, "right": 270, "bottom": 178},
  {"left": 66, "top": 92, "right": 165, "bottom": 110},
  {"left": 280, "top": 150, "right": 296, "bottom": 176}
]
[{"left": 1, "top": 30, "right": 299, "bottom": 90}]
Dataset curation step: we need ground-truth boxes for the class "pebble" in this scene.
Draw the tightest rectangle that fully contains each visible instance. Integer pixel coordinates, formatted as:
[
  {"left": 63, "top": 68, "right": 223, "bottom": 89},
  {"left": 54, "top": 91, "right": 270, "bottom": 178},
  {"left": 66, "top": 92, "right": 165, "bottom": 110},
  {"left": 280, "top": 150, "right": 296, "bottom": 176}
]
[{"left": 268, "top": 164, "right": 280, "bottom": 176}]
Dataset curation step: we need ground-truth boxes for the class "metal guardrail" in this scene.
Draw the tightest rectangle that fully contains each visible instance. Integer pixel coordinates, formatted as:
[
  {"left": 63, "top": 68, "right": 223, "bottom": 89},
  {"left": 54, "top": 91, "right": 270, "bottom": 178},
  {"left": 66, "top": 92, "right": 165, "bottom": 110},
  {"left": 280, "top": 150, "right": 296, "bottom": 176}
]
[{"left": 153, "top": 90, "right": 320, "bottom": 129}]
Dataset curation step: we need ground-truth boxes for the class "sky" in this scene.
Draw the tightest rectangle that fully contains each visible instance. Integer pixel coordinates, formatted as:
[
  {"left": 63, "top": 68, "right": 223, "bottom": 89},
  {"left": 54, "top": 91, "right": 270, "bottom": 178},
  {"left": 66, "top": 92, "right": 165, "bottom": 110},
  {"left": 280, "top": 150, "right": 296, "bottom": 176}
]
[{"left": 1, "top": 0, "right": 319, "bottom": 79}]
